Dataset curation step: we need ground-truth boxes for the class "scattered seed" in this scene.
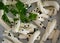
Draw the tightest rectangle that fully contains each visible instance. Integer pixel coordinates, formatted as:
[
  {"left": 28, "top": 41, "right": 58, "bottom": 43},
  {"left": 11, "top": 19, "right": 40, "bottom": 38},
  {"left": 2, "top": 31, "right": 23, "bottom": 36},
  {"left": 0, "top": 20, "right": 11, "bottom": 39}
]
[
  {"left": 48, "top": 20, "right": 50, "bottom": 22},
  {"left": 47, "top": 38, "right": 49, "bottom": 40},
  {"left": 38, "top": 11, "right": 42, "bottom": 14},
  {"left": 8, "top": 33, "right": 11, "bottom": 36},
  {"left": 43, "top": 26, "right": 46, "bottom": 29},
  {"left": 40, "top": 24, "right": 41, "bottom": 25}
]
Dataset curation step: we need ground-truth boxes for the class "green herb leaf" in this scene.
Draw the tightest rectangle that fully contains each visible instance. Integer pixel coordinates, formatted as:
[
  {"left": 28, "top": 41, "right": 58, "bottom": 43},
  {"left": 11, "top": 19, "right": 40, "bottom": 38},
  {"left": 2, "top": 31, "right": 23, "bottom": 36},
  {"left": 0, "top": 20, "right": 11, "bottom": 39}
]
[
  {"left": 29, "top": 13, "right": 37, "bottom": 20},
  {"left": 0, "top": 2, "right": 4, "bottom": 9},
  {"left": 16, "top": 0, "right": 28, "bottom": 22},
  {"left": 16, "top": 0, "right": 24, "bottom": 10},
  {"left": 0, "top": 2, "right": 9, "bottom": 13},
  {"left": 2, "top": 13, "right": 11, "bottom": 25},
  {"left": 4, "top": 6, "right": 9, "bottom": 13},
  {"left": 10, "top": 8, "right": 18, "bottom": 16},
  {"left": 20, "top": 14, "right": 30, "bottom": 23}
]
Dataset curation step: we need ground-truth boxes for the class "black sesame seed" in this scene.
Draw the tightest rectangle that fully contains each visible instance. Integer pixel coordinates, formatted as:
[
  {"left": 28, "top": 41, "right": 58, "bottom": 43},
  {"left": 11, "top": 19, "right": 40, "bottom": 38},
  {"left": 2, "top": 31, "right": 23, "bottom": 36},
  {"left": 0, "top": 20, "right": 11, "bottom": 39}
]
[
  {"left": 40, "top": 24, "right": 41, "bottom": 25},
  {"left": 28, "top": 32, "right": 34, "bottom": 34},
  {"left": 34, "top": 28, "right": 38, "bottom": 32},
  {"left": 8, "top": 33, "right": 11, "bottom": 36},
  {"left": 28, "top": 5, "right": 32, "bottom": 8},
  {"left": 38, "top": 11, "right": 42, "bottom": 14},
  {"left": 54, "top": 29, "right": 56, "bottom": 30},
  {"left": 11, "top": 22, "right": 13, "bottom": 23},
  {"left": 2, "top": 40, "right": 4, "bottom": 41},
  {"left": 14, "top": 36, "right": 16, "bottom": 37},
  {"left": 10, "top": 25, "right": 13, "bottom": 28},
  {"left": 47, "top": 38, "right": 49, "bottom": 40},
  {"left": 34, "top": 10, "right": 35, "bottom": 11},
  {"left": 38, "top": 17, "right": 40, "bottom": 18},
  {"left": 29, "top": 35, "right": 30, "bottom": 36},
  {"left": 16, "top": 23, "right": 17, "bottom": 24},
  {"left": 11, "top": 0, "right": 13, "bottom": 1},
  {"left": 37, "top": 8, "right": 38, "bottom": 9},
  {"left": 41, "top": 17, "right": 43, "bottom": 18},
  {"left": 28, "top": 25, "right": 29, "bottom": 27},
  {"left": 10, "top": 26, "right": 12, "bottom": 28},
  {"left": 48, "top": 20, "right": 50, "bottom": 22},
  {"left": 34, "top": 29, "right": 36, "bottom": 32},
  {"left": 43, "top": 26, "right": 46, "bottom": 29},
  {"left": 37, "top": 37, "right": 39, "bottom": 38},
  {"left": 30, "top": 5, "right": 32, "bottom": 7}
]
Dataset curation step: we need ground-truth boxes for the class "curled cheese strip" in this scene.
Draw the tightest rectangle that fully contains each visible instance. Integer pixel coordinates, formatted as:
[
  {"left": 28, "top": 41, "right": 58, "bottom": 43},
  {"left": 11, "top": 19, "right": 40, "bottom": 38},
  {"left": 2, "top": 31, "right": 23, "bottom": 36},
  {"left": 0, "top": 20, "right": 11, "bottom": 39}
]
[
  {"left": 14, "top": 20, "right": 20, "bottom": 32},
  {"left": 19, "top": 34, "right": 28, "bottom": 39},
  {"left": 40, "top": 19, "right": 57, "bottom": 43},
  {"left": 2, "top": 38, "right": 13, "bottom": 43},
  {"left": 37, "top": 0, "right": 49, "bottom": 14},
  {"left": 33, "top": 20, "right": 44, "bottom": 28},
  {"left": 4, "top": 33, "right": 22, "bottom": 43},
  {"left": 28, "top": 30, "right": 40, "bottom": 43},
  {"left": 43, "top": 1, "right": 60, "bottom": 11},
  {"left": 0, "top": 18, "right": 11, "bottom": 31}
]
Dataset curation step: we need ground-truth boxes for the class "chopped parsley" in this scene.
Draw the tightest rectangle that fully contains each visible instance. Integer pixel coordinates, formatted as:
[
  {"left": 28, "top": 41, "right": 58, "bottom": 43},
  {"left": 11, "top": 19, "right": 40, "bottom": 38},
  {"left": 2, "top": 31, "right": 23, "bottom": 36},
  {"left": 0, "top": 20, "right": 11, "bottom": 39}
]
[
  {"left": 0, "top": 0, "right": 37, "bottom": 24},
  {"left": 0, "top": 2, "right": 4, "bottom": 9},
  {"left": 29, "top": 13, "right": 37, "bottom": 20},
  {"left": 0, "top": 2, "right": 9, "bottom": 13},
  {"left": 10, "top": 8, "right": 18, "bottom": 16},
  {"left": 2, "top": 13, "right": 11, "bottom": 25}
]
